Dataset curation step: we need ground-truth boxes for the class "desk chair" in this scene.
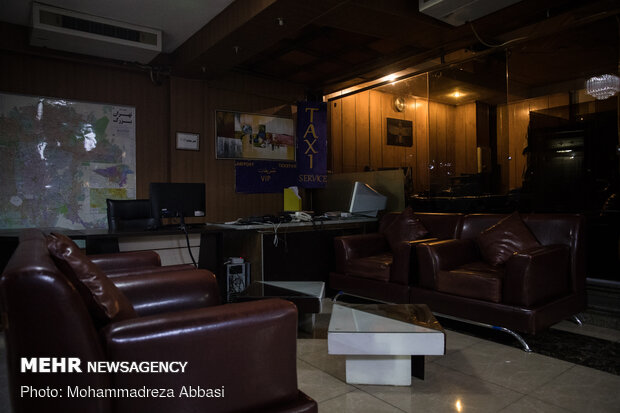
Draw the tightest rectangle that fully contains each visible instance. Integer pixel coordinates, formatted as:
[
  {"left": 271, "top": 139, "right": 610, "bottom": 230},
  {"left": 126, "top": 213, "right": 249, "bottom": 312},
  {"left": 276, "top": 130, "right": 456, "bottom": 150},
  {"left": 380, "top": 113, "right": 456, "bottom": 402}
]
[{"left": 106, "top": 199, "right": 158, "bottom": 231}]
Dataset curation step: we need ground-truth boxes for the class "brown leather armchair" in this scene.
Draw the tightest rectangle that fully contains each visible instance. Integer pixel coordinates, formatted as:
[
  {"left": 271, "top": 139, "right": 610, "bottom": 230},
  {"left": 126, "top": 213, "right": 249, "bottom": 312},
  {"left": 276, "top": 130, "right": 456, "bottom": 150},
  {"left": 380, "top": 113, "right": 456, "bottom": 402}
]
[
  {"left": 329, "top": 210, "right": 463, "bottom": 303},
  {"left": 414, "top": 213, "right": 586, "bottom": 342},
  {"left": 0, "top": 229, "right": 317, "bottom": 413}
]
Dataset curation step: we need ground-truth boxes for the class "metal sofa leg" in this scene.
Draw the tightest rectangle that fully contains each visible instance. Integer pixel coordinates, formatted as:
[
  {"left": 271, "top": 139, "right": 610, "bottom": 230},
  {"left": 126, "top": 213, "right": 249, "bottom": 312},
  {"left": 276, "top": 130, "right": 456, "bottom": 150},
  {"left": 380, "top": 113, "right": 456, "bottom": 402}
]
[
  {"left": 436, "top": 313, "right": 532, "bottom": 352},
  {"left": 492, "top": 326, "right": 532, "bottom": 352}
]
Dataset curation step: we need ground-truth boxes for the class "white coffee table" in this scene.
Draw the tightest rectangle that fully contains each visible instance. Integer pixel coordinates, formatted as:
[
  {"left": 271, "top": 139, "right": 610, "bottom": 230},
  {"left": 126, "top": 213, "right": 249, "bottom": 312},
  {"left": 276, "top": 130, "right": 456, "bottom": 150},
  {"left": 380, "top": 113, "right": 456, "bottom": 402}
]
[{"left": 327, "top": 303, "right": 445, "bottom": 386}]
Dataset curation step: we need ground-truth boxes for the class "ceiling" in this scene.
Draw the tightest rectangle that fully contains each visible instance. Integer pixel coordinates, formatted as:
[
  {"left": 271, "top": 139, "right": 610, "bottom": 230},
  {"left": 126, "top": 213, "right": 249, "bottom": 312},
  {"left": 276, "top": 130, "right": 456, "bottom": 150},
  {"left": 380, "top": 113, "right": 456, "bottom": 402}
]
[
  {"left": 1, "top": 0, "right": 619, "bottom": 96},
  {"left": 0, "top": 0, "right": 235, "bottom": 53}
]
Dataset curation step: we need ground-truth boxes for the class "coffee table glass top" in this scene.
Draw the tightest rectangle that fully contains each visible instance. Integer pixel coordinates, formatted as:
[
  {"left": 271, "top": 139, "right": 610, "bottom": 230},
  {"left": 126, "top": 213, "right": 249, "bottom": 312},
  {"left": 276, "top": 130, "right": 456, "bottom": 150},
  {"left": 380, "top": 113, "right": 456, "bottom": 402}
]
[
  {"left": 232, "top": 281, "right": 325, "bottom": 314},
  {"left": 236, "top": 281, "right": 325, "bottom": 300},
  {"left": 329, "top": 303, "right": 444, "bottom": 334}
]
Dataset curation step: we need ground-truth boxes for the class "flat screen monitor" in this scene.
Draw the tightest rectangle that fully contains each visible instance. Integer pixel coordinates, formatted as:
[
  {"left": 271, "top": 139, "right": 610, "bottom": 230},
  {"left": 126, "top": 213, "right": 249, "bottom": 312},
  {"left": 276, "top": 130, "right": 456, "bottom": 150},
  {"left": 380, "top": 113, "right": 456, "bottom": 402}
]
[
  {"left": 348, "top": 181, "right": 387, "bottom": 217},
  {"left": 149, "top": 182, "right": 206, "bottom": 226}
]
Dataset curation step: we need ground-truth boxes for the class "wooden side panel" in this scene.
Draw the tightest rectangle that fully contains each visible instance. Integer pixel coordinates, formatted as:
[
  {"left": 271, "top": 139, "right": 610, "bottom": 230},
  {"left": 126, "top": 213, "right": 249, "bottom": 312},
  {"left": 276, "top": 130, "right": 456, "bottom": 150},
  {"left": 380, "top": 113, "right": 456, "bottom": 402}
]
[
  {"left": 455, "top": 103, "right": 477, "bottom": 175},
  {"left": 368, "top": 91, "right": 383, "bottom": 170},
  {"left": 341, "top": 95, "right": 357, "bottom": 172},
  {"left": 381, "top": 92, "right": 399, "bottom": 167},
  {"left": 415, "top": 98, "right": 430, "bottom": 192},
  {"left": 404, "top": 97, "right": 417, "bottom": 174},
  {"left": 355, "top": 92, "right": 370, "bottom": 169},
  {"left": 329, "top": 99, "right": 343, "bottom": 173},
  {"left": 497, "top": 104, "right": 510, "bottom": 193}
]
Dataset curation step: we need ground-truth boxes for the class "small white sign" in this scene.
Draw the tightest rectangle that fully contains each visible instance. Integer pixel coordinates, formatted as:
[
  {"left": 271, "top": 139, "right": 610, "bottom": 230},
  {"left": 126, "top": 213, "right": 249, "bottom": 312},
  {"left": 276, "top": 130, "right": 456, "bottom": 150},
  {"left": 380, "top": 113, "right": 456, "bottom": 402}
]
[{"left": 176, "top": 132, "right": 200, "bottom": 151}]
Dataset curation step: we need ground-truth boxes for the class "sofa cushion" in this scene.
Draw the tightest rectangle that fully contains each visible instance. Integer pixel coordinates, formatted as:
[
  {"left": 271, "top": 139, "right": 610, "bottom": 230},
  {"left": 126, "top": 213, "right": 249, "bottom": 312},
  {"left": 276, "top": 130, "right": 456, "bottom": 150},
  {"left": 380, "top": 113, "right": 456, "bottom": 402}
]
[
  {"left": 476, "top": 212, "right": 540, "bottom": 266},
  {"left": 382, "top": 207, "right": 429, "bottom": 251},
  {"left": 345, "top": 253, "right": 392, "bottom": 282},
  {"left": 436, "top": 261, "right": 504, "bottom": 303},
  {"left": 47, "top": 232, "right": 136, "bottom": 326}
]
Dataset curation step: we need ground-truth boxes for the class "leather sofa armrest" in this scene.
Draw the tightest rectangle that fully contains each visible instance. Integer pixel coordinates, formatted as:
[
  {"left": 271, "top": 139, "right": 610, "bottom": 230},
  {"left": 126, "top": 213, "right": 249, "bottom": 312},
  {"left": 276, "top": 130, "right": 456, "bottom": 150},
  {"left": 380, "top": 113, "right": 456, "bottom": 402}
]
[
  {"left": 89, "top": 251, "right": 161, "bottom": 272},
  {"left": 504, "top": 244, "right": 570, "bottom": 307},
  {"left": 102, "top": 299, "right": 301, "bottom": 413},
  {"left": 334, "top": 233, "right": 388, "bottom": 272},
  {"left": 111, "top": 269, "right": 221, "bottom": 316},
  {"left": 416, "top": 239, "right": 478, "bottom": 289},
  {"left": 104, "top": 264, "right": 196, "bottom": 279},
  {"left": 389, "top": 238, "right": 439, "bottom": 285}
]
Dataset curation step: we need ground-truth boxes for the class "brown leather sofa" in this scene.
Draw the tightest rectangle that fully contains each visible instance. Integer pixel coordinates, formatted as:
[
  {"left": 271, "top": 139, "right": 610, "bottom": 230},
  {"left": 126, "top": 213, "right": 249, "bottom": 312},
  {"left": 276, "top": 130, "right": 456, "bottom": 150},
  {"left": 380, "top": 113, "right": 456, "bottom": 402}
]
[
  {"left": 415, "top": 213, "right": 586, "bottom": 339},
  {"left": 0, "top": 229, "right": 317, "bottom": 413},
  {"left": 330, "top": 210, "right": 586, "bottom": 349},
  {"left": 329, "top": 210, "right": 463, "bottom": 303}
]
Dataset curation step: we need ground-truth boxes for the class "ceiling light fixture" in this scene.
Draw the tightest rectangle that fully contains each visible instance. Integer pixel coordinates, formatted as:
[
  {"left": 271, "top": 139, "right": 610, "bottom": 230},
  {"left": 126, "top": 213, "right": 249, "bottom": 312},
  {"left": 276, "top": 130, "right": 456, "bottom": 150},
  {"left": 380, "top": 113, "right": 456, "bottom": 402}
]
[
  {"left": 586, "top": 74, "right": 620, "bottom": 100},
  {"left": 452, "top": 91, "right": 463, "bottom": 98}
]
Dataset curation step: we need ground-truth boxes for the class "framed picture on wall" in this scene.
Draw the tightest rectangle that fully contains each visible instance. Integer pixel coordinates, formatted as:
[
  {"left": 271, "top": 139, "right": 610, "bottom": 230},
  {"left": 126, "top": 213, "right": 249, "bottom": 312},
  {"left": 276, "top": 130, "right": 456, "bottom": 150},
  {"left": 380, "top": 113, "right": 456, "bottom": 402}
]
[
  {"left": 386, "top": 118, "right": 413, "bottom": 147},
  {"left": 215, "top": 110, "right": 295, "bottom": 161},
  {"left": 176, "top": 132, "right": 200, "bottom": 151}
]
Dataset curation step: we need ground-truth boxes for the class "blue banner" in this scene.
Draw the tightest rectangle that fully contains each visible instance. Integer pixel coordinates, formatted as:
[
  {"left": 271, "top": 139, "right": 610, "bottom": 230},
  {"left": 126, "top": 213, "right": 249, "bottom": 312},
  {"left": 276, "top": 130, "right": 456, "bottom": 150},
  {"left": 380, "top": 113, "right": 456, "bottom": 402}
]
[
  {"left": 235, "top": 160, "right": 298, "bottom": 193},
  {"left": 296, "top": 102, "right": 327, "bottom": 188}
]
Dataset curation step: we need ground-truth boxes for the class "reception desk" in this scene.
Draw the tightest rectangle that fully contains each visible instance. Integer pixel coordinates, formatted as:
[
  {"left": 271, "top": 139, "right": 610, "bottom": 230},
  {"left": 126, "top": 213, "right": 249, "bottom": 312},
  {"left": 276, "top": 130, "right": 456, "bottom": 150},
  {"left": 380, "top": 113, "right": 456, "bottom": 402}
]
[
  {"left": 198, "top": 218, "right": 377, "bottom": 297},
  {"left": 0, "top": 219, "right": 376, "bottom": 281}
]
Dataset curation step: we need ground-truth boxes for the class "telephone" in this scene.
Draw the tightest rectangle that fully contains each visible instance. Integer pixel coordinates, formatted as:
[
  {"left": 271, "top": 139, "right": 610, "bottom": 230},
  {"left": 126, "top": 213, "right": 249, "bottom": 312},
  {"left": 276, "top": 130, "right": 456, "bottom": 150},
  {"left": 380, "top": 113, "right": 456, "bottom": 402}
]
[{"left": 293, "top": 211, "right": 313, "bottom": 222}]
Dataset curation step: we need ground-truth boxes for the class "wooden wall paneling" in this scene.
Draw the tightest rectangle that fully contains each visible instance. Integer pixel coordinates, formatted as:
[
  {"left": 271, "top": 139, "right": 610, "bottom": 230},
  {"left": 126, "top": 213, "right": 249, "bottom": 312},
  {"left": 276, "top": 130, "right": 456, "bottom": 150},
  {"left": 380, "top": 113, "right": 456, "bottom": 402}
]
[
  {"left": 404, "top": 96, "right": 417, "bottom": 174},
  {"left": 467, "top": 103, "right": 478, "bottom": 174},
  {"left": 415, "top": 98, "right": 429, "bottom": 191},
  {"left": 355, "top": 92, "right": 370, "bottom": 170},
  {"left": 381, "top": 92, "right": 400, "bottom": 168},
  {"left": 429, "top": 101, "right": 448, "bottom": 186},
  {"left": 368, "top": 91, "right": 383, "bottom": 170},
  {"left": 453, "top": 103, "right": 477, "bottom": 176},
  {"left": 428, "top": 101, "right": 438, "bottom": 180},
  {"left": 454, "top": 105, "right": 467, "bottom": 177},
  {"left": 341, "top": 94, "right": 357, "bottom": 172},
  {"left": 461, "top": 102, "right": 478, "bottom": 175},
  {"left": 508, "top": 100, "right": 529, "bottom": 190},
  {"left": 329, "top": 99, "right": 343, "bottom": 173},
  {"left": 446, "top": 104, "right": 456, "bottom": 178},
  {"left": 496, "top": 104, "right": 510, "bottom": 193}
]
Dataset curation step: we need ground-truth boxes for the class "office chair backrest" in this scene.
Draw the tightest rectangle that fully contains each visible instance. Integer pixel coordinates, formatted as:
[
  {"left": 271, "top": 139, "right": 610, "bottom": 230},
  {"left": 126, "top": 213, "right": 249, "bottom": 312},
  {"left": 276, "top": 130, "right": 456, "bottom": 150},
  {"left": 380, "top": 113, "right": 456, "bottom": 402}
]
[{"left": 106, "top": 199, "right": 157, "bottom": 232}]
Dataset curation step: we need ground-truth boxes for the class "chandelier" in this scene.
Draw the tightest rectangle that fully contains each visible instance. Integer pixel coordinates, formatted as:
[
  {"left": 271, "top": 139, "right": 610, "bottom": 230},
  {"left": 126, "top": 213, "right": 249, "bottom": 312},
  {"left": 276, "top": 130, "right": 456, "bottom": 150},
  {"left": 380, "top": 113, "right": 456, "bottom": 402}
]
[{"left": 586, "top": 74, "right": 620, "bottom": 100}]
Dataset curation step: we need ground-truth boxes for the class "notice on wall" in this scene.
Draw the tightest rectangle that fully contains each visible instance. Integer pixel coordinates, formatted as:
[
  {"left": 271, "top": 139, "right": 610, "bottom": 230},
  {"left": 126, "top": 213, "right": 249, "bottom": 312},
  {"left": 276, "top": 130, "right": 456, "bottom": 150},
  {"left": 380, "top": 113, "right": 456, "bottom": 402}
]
[
  {"left": 296, "top": 102, "right": 327, "bottom": 188},
  {"left": 0, "top": 93, "right": 136, "bottom": 229}
]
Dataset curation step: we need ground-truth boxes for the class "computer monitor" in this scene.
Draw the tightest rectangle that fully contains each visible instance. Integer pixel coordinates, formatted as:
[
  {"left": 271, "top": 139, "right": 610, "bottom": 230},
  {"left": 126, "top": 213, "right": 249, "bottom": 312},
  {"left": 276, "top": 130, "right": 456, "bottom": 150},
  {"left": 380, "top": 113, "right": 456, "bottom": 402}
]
[
  {"left": 149, "top": 182, "right": 206, "bottom": 227},
  {"left": 348, "top": 181, "right": 387, "bottom": 217}
]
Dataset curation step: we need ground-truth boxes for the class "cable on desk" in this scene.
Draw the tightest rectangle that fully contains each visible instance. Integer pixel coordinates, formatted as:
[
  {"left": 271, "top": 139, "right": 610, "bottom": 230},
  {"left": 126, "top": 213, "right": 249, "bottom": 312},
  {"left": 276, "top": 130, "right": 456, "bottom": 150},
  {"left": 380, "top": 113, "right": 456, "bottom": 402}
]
[
  {"left": 271, "top": 221, "right": 282, "bottom": 247},
  {"left": 181, "top": 224, "right": 197, "bottom": 267}
]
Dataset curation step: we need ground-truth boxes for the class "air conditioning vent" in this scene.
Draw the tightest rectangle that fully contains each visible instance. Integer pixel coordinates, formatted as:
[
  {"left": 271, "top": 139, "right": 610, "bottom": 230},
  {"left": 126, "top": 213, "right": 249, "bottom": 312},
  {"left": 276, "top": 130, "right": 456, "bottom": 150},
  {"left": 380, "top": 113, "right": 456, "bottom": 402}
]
[
  {"left": 31, "top": 2, "right": 162, "bottom": 63},
  {"left": 419, "top": 0, "right": 522, "bottom": 26}
]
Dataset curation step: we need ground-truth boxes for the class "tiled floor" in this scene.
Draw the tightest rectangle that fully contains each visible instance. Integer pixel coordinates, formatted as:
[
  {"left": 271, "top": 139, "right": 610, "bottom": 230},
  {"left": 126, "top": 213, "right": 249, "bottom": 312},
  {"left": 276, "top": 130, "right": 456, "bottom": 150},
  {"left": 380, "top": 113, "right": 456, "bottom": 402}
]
[{"left": 297, "top": 300, "right": 620, "bottom": 413}]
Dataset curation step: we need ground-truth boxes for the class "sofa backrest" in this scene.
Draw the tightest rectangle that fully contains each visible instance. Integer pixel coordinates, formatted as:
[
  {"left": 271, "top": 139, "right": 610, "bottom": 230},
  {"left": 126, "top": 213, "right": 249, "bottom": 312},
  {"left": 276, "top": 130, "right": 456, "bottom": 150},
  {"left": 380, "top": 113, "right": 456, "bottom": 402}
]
[
  {"left": 0, "top": 229, "right": 111, "bottom": 413},
  {"left": 458, "top": 213, "right": 585, "bottom": 294},
  {"left": 414, "top": 212, "right": 464, "bottom": 239},
  {"left": 379, "top": 211, "right": 463, "bottom": 239}
]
